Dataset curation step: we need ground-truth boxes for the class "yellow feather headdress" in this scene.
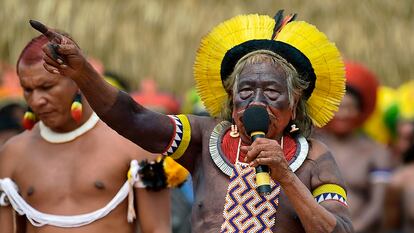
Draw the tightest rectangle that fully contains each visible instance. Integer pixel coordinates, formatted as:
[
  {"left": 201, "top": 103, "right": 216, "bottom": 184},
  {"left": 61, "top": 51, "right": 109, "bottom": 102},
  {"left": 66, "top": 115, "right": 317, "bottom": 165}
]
[{"left": 193, "top": 11, "right": 345, "bottom": 127}]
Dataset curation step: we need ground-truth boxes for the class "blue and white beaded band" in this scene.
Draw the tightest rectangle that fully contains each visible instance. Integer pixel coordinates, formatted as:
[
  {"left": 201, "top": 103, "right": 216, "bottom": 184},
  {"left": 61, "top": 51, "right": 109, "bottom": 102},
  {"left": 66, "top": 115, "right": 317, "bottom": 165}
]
[{"left": 370, "top": 169, "right": 392, "bottom": 183}]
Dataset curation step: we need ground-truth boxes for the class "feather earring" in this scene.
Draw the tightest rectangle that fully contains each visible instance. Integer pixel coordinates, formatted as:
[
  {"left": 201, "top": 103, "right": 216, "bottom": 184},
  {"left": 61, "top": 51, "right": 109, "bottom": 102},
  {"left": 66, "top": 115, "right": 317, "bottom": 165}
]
[
  {"left": 22, "top": 107, "right": 36, "bottom": 130},
  {"left": 71, "top": 92, "right": 83, "bottom": 123}
]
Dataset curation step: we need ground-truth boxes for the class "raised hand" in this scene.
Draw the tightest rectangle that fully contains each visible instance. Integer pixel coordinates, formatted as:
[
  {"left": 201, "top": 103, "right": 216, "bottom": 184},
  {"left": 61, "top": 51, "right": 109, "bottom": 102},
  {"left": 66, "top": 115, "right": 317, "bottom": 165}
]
[{"left": 29, "top": 20, "right": 89, "bottom": 80}]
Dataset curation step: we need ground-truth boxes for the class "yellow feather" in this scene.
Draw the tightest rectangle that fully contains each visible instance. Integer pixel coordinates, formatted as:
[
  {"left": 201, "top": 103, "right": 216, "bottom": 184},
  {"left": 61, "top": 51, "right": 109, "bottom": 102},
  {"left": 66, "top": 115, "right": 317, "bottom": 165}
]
[
  {"left": 194, "top": 15, "right": 345, "bottom": 127},
  {"left": 163, "top": 156, "right": 189, "bottom": 188},
  {"left": 194, "top": 14, "right": 275, "bottom": 117},
  {"left": 276, "top": 21, "right": 345, "bottom": 127}
]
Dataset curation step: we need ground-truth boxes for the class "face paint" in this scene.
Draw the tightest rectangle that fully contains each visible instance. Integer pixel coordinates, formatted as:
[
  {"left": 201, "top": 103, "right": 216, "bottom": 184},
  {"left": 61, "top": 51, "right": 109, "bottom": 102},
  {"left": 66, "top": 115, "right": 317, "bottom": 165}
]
[{"left": 232, "top": 61, "right": 293, "bottom": 142}]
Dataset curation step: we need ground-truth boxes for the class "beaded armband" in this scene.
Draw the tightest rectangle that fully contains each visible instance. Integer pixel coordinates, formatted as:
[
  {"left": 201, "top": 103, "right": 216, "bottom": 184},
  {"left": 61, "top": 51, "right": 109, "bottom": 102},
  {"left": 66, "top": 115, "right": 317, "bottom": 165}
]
[
  {"left": 162, "top": 115, "right": 191, "bottom": 160},
  {"left": 370, "top": 169, "right": 392, "bottom": 183},
  {"left": 312, "top": 184, "right": 348, "bottom": 206}
]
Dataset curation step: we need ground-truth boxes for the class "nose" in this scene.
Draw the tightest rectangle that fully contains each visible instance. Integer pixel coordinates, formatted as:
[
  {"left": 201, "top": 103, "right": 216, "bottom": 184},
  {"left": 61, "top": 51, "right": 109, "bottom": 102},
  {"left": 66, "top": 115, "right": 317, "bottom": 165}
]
[
  {"left": 251, "top": 89, "right": 267, "bottom": 106},
  {"left": 29, "top": 90, "right": 48, "bottom": 110}
]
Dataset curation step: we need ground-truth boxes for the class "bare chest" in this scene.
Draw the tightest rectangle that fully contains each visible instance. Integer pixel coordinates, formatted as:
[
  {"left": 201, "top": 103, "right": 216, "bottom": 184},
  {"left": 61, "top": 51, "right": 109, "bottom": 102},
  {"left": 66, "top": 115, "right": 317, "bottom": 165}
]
[
  {"left": 12, "top": 143, "right": 130, "bottom": 213},
  {"left": 191, "top": 143, "right": 311, "bottom": 233}
]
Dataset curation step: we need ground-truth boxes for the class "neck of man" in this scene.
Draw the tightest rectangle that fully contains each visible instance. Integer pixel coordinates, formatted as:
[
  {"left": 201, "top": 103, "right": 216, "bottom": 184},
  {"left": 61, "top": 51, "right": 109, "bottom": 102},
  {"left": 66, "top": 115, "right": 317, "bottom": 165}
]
[{"left": 48, "top": 102, "right": 94, "bottom": 133}]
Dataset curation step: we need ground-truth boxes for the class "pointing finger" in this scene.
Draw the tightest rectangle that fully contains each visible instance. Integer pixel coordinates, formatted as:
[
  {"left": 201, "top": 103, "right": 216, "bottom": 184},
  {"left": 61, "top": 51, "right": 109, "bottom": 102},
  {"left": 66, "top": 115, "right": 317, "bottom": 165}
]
[{"left": 29, "top": 20, "right": 62, "bottom": 43}]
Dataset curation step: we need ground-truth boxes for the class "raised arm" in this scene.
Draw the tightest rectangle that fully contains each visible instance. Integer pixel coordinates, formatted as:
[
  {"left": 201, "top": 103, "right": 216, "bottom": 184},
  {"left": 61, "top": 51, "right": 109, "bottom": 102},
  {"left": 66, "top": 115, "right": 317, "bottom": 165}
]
[{"left": 29, "top": 20, "right": 174, "bottom": 153}]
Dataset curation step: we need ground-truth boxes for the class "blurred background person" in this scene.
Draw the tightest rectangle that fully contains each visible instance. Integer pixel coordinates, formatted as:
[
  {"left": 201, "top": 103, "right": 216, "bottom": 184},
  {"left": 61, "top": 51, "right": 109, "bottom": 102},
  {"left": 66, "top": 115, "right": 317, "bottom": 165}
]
[
  {"left": 383, "top": 80, "right": 414, "bottom": 233},
  {"left": 0, "top": 63, "right": 25, "bottom": 145},
  {"left": 104, "top": 71, "right": 132, "bottom": 93},
  {"left": 0, "top": 102, "right": 24, "bottom": 145},
  {"left": 315, "top": 61, "right": 392, "bottom": 233},
  {"left": 392, "top": 81, "right": 414, "bottom": 166},
  {"left": 131, "top": 79, "right": 180, "bottom": 115}
]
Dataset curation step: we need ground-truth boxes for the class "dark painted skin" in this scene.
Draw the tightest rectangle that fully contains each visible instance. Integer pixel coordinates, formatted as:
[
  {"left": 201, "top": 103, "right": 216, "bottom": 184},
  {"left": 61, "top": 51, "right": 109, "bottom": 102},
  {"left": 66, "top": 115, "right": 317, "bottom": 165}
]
[{"left": 31, "top": 20, "right": 354, "bottom": 233}]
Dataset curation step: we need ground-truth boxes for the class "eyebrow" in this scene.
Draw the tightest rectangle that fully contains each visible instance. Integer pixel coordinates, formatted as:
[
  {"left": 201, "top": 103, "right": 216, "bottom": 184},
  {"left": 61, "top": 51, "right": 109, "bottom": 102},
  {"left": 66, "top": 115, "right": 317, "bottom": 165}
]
[
  {"left": 21, "top": 76, "right": 58, "bottom": 88},
  {"left": 238, "top": 79, "right": 281, "bottom": 86}
]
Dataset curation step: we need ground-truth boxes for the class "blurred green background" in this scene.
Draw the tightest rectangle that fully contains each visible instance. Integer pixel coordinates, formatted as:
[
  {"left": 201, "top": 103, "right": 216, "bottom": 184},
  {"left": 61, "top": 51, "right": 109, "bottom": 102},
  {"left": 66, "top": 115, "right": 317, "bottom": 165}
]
[{"left": 1, "top": 0, "right": 413, "bottom": 93}]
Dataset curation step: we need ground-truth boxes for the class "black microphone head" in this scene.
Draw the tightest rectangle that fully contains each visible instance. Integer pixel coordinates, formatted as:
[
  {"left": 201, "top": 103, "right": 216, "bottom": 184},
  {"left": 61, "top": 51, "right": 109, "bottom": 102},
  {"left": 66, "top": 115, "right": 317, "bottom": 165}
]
[{"left": 242, "top": 106, "right": 270, "bottom": 135}]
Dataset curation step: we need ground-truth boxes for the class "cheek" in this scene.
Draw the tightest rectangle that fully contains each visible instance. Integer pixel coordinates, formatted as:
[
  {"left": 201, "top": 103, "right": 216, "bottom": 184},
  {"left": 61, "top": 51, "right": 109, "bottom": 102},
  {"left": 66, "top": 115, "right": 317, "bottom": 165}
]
[
  {"left": 53, "top": 90, "right": 75, "bottom": 112},
  {"left": 232, "top": 106, "right": 245, "bottom": 127},
  {"left": 233, "top": 96, "right": 250, "bottom": 111},
  {"left": 268, "top": 108, "right": 292, "bottom": 133}
]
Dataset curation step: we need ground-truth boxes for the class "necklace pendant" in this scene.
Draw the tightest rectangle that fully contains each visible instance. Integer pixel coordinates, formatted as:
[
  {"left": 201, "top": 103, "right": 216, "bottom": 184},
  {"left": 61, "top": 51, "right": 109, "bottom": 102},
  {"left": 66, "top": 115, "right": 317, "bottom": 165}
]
[{"left": 230, "top": 124, "right": 240, "bottom": 138}]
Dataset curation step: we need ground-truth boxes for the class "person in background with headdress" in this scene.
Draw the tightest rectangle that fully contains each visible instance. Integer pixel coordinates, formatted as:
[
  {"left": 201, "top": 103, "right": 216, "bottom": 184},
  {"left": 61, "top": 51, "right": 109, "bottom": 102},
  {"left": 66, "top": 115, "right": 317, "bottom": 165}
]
[
  {"left": 104, "top": 71, "right": 131, "bottom": 92},
  {"left": 131, "top": 79, "right": 180, "bottom": 115},
  {"left": 0, "top": 63, "right": 25, "bottom": 145},
  {"left": 0, "top": 33, "right": 179, "bottom": 233},
  {"left": 32, "top": 10, "right": 353, "bottom": 232},
  {"left": 315, "top": 61, "right": 392, "bottom": 233},
  {"left": 383, "top": 80, "right": 414, "bottom": 233},
  {"left": 391, "top": 81, "right": 414, "bottom": 166}
]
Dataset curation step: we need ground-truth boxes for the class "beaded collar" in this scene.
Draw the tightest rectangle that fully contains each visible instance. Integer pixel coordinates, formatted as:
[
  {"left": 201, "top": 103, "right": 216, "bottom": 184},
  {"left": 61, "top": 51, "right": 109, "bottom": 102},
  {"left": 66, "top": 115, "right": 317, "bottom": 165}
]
[
  {"left": 209, "top": 121, "right": 309, "bottom": 177},
  {"left": 39, "top": 112, "right": 99, "bottom": 144}
]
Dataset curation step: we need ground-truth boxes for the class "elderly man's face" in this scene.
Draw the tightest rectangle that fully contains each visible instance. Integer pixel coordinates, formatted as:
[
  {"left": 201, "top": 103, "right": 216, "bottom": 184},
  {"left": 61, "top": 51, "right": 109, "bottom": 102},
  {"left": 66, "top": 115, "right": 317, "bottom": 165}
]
[{"left": 232, "top": 61, "right": 293, "bottom": 142}]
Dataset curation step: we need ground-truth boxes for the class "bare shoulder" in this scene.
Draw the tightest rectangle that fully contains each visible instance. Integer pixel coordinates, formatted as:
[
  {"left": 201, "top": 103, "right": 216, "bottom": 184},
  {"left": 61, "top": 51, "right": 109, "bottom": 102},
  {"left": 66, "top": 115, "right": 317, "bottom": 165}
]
[
  {"left": 187, "top": 114, "right": 220, "bottom": 135},
  {"left": 0, "top": 130, "right": 33, "bottom": 177},
  {"left": 94, "top": 121, "right": 155, "bottom": 161},
  {"left": 307, "top": 138, "right": 346, "bottom": 189},
  {"left": 307, "top": 138, "right": 329, "bottom": 161}
]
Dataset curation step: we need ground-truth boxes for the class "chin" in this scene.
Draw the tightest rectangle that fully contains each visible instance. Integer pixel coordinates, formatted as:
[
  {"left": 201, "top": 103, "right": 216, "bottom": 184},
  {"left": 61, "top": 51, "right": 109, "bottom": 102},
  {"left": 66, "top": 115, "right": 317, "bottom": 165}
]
[{"left": 40, "top": 117, "right": 64, "bottom": 130}]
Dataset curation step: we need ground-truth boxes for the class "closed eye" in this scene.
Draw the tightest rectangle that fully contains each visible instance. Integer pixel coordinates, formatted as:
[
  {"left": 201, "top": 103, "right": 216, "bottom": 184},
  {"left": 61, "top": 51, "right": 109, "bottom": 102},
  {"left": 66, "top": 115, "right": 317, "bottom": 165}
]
[
  {"left": 264, "top": 89, "right": 280, "bottom": 100},
  {"left": 239, "top": 88, "right": 253, "bottom": 99},
  {"left": 23, "top": 88, "right": 33, "bottom": 94},
  {"left": 42, "top": 85, "right": 53, "bottom": 90}
]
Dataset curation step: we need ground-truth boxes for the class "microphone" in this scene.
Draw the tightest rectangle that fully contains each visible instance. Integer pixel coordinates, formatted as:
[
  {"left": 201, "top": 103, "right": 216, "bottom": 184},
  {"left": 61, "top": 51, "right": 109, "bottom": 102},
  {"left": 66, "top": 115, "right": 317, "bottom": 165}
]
[{"left": 242, "top": 106, "right": 271, "bottom": 195}]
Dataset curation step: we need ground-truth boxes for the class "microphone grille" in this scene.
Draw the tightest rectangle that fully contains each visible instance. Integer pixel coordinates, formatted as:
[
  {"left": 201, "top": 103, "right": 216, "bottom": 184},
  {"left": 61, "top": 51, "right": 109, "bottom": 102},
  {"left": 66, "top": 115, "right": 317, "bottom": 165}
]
[{"left": 242, "top": 106, "right": 270, "bottom": 134}]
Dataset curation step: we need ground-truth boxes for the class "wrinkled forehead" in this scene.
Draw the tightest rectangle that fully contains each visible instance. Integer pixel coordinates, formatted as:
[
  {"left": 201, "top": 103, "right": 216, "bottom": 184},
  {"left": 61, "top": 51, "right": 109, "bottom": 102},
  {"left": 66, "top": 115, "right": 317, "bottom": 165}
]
[
  {"left": 18, "top": 62, "right": 60, "bottom": 86},
  {"left": 237, "top": 61, "right": 287, "bottom": 84}
]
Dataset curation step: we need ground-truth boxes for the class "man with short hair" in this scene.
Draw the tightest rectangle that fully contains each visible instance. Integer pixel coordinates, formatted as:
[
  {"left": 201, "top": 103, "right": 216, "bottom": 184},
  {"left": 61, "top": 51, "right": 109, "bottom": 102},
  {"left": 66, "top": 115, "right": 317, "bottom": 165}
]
[{"left": 0, "top": 34, "right": 171, "bottom": 233}]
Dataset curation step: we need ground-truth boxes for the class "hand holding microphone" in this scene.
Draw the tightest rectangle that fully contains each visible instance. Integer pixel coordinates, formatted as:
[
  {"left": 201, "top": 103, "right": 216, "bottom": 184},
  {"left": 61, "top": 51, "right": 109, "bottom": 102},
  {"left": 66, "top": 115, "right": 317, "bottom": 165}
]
[{"left": 242, "top": 106, "right": 271, "bottom": 195}]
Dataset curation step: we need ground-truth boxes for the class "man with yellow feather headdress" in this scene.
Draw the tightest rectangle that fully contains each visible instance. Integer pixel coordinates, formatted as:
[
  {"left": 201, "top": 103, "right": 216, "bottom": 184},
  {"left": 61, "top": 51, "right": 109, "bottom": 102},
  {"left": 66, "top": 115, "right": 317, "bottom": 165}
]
[{"left": 31, "top": 9, "right": 353, "bottom": 233}]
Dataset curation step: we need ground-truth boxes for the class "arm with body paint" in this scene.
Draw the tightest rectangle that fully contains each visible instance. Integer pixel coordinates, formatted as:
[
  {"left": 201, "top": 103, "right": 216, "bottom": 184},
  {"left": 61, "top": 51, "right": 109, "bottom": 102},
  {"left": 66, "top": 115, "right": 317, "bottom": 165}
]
[
  {"left": 29, "top": 21, "right": 202, "bottom": 167},
  {"left": 244, "top": 138, "right": 354, "bottom": 233}
]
